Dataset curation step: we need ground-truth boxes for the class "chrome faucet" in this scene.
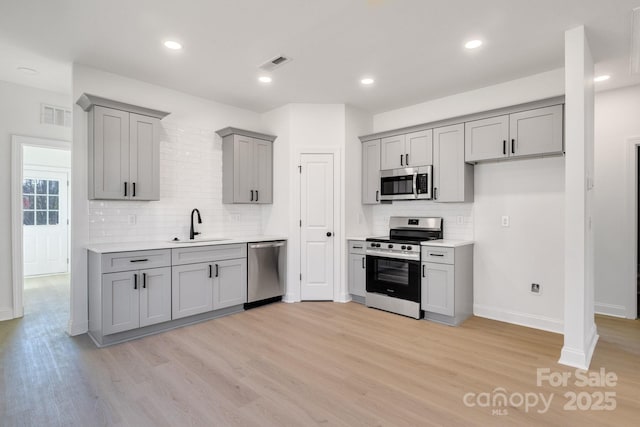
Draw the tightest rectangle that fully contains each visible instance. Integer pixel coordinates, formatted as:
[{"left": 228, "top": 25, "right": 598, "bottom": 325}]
[{"left": 190, "top": 208, "right": 202, "bottom": 240}]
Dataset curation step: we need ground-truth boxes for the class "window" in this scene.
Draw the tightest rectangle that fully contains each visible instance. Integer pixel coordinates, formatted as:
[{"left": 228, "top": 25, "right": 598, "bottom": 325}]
[{"left": 23, "top": 178, "right": 60, "bottom": 226}]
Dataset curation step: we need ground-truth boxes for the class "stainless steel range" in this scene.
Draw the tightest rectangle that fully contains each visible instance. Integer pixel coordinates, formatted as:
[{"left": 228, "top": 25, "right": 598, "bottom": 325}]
[{"left": 366, "top": 217, "right": 443, "bottom": 319}]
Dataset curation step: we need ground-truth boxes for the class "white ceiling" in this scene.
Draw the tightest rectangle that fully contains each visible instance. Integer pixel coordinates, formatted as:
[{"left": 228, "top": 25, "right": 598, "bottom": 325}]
[{"left": 0, "top": 0, "right": 639, "bottom": 113}]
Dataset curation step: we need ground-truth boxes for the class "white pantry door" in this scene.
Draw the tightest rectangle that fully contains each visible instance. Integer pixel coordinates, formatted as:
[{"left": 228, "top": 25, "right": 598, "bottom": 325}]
[
  {"left": 300, "top": 153, "right": 334, "bottom": 300},
  {"left": 23, "top": 170, "right": 69, "bottom": 276}
]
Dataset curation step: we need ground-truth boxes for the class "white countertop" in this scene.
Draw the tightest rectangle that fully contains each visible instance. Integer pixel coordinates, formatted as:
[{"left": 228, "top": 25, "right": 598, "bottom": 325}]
[
  {"left": 421, "top": 239, "right": 474, "bottom": 247},
  {"left": 346, "top": 236, "right": 368, "bottom": 241},
  {"left": 86, "top": 235, "right": 288, "bottom": 254}
]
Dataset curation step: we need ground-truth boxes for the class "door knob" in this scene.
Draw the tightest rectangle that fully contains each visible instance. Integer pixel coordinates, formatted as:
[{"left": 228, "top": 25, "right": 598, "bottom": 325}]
[{"left": 326, "top": 232, "right": 332, "bottom": 237}]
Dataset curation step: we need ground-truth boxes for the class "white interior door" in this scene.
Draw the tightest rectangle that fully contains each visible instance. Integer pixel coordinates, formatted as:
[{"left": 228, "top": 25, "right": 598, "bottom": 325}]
[
  {"left": 23, "top": 169, "right": 69, "bottom": 276},
  {"left": 300, "top": 153, "right": 334, "bottom": 300}
]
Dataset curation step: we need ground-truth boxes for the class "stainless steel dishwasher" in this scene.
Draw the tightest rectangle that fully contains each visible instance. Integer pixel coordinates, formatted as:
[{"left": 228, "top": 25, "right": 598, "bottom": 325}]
[{"left": 246, "top": 240, "right": 286, "bottom": 308}]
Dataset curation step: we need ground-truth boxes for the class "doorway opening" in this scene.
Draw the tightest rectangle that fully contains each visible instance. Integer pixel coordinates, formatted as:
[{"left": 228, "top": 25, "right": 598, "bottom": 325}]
[{"left": 11, "top": 136, "right": 71, "bottom": 323}]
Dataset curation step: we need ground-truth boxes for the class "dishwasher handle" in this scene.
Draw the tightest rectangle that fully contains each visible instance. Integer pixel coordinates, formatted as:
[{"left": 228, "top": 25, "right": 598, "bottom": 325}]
[{"left": 249, "top": 241, "right": 286, "bottom": 249}]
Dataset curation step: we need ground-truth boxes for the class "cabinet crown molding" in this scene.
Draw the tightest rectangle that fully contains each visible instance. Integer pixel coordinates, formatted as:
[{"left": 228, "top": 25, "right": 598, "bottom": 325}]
[
  {"left": 216, "top": 127, "right": 277, "bottom": 142},
  {"left": 76, "top": 93, "right": 171, "bottom": 119},
  {"left": 359, "top": 95, "right": 565, "bottom": 143}
]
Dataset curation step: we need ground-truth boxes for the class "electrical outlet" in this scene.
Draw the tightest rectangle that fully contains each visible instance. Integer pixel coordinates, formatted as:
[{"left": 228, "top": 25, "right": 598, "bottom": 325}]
[
  {"left": 531, "top": 283, "right": 541, "bottom": 294},
  {"left": 231, "top": 214, "right": 240, "bottom": 222},
  {"left": 456, "top": 216, "right": 464, "bottom": 225},
  {"left": 501, "top": 215, "right": 510, "bottom": 227},
  {"left": 128, "top": 214, "right": 136, "bottom": 225}
]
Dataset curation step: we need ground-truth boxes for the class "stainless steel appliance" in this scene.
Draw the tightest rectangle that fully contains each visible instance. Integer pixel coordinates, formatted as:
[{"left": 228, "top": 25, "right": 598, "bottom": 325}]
[
  {"left": 366, "top": 217, "right": 443, "bottom": 318},
  {"left": 380, "top": 166, "right": 432, "bottom": 201},
  {"left": 246, "top": 240, "right": 286, "bottom": 308}
]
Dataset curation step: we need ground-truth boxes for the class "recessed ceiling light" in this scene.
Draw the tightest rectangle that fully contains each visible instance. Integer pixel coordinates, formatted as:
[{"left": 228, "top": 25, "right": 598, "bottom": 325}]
[
  {"left": 594, "top": 75, "right": 610, "bottom": 82},
  {"left": 361, "top": 77, "right": 375, "bottom": 85},
  {"left": 258, "top": 76, "right": 272, "bottom": 83},
  {"left": 17, "top": 66, "right": 38, "bottom": 75},
  {"left": 163, "top": 40, "right": 182, "bottom": 50},
  {"left": 464, "top": 39, "right": 483, "bottom": 49}
]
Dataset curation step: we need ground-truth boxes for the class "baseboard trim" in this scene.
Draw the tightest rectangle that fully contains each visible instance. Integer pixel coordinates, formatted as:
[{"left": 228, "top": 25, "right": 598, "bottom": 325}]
[
  {"left": 0, "top": 307, "right": 15, "bottom": 321},
  {"left": 474, "top": 304, "right": 563, "bottom": 334},
  {"left": 67, "top": 320, "right": 88, "bottom": 337},
  {"left": 595, "top": 302, "right": 628, "bottom": 318},
  {"left": 559, "top": 326, "right": 599, "bottom": 370}
]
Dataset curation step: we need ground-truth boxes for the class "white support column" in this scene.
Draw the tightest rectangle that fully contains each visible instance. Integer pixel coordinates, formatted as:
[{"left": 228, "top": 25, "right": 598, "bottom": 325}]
[{"left": 560, "top": 26, "right": 598, "bottom": 369}]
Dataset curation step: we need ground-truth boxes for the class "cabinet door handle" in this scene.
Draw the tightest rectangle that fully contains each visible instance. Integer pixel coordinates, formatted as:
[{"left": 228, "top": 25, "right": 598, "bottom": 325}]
[
  {"left": 503, "top": 140, "right": 506, "bottom": 155},
  {"left": 400, "top": 154, "right": 403, "bottom": 166},
  {"left": 511, "top": 139, "right": 515, "bottom": 154},
  {"left": 375, "top": 190, "right": 379, "bottom": 202},
  {"left": 362, "top": 257, "right": 365, "bottom": 269},
  {"left": 208, "top": 264, "right": 212, "bottom": 278},
  {"left": 255, "top": 190, "right": 259, "bottom": 202},
  {"left": 405, "top": 153, "right": 409, "bottom": 166},
  {"left": 422, "top": 264, "right": 425, "bottom": 278},
  {"left": 124, "top": 182, "right": 128, "bottom": 197},
  {"left": 215, "top": 264, "right": 219, "bottom": 277},
  {"left": 134, "top": 273, "right": 138, "bottom": 290},
  {"left": 142, "top": 273, "right": 146, "bottom": 289},
  {"left": 250, "top": 190, "right": 254, "bottom": 201},
  {"left": 132, "top": 182, "right": 136, "bottom": 197}
]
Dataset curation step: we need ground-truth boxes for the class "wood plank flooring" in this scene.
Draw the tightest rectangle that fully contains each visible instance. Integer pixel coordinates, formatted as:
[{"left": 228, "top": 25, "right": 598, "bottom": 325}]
[{"left": 1, "top": 276, "right": 639, "bottom": 426}]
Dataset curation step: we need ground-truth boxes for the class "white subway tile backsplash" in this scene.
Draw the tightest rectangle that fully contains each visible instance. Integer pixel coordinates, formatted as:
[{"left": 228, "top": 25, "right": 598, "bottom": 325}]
[
  {"left": 367, "top": 200, "right": 473, "bottom": 240},
  {"left": 87, "top": 123, "right": 262, "bottom": 244}
]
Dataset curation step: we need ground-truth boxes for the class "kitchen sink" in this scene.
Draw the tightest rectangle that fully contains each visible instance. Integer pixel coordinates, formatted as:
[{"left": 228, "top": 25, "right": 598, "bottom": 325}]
[{"left": 169, "top": 237, "right": 230, "bottom": 243}]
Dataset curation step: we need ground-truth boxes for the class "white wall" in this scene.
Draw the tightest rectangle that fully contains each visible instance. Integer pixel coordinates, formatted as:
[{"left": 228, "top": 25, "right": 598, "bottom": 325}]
[
  {"left": 70, "top": 65, "right": 265, "bottom": 334},
  {"left": 345, "top": 105, "right": 373, "bottom": 237},
  {"left": 372, "top": 69, "right": 566, "bottom": 333},
  {"left": 0, "top": 80, "right": 71, "bottom": 321},
  {"left": 24, "top": 146, "right": 71, "bottom": 169},
  {"left": 594, "top": 84, "right": 640, "bottom": 318}
]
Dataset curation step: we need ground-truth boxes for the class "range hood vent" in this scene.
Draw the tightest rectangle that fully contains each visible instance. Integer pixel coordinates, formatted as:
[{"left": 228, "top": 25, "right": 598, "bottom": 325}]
[{"left": 259, "top": 55, "right": 292, "bottom": 72}]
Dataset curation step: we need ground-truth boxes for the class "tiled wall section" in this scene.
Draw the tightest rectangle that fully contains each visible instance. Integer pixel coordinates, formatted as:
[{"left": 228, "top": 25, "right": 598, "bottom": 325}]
[
  {"left": 367, "top": 200, "right": 474, "bottom": 240},
  {"left": 88, "top": 123, "right": 262, "bottom": 243}
]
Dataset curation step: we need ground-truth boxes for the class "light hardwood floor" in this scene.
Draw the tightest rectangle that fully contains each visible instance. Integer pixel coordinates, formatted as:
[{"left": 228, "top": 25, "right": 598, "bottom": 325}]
[{"left": 1, "top": 276, "right": 639, "bottom": 426}]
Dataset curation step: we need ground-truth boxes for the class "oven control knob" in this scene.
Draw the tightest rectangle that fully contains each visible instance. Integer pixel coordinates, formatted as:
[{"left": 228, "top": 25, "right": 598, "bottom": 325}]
[
  {"left": 401, "top": 245, "right": 407, "bottom": 250},
  {"left": 388, "top": 244, "right": 393, "bottom": 249},
  {"left": 406, "top": 246, "right": 412, "bottom": 251}
]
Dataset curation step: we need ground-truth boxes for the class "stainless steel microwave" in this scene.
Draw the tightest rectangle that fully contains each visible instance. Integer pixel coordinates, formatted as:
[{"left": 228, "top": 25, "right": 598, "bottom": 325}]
[{"left": 380, "top": 166, "right": 432, "bottom": 201}]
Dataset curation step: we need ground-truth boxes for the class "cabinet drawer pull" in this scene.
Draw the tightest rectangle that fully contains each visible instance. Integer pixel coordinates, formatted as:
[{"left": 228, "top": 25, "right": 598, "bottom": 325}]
[
  {"left": 430, "top": 253, "right": 445, "bottom": 257},
  {"left": 353, "top": 245, "right": 363, "bottom": 249},
  {"left": 130, "top": 259, "right": 149, "bottom": 263},
  {"left": 142, "top": 273, "right": 146, "bottom": 289},
  {"left": 134, "top": 273, "right": 138, "bottom": 290}
]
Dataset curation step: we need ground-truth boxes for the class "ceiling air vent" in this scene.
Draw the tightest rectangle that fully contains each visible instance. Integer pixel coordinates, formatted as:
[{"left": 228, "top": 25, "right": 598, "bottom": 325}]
[
  {"left": 259, "top": 55, "right": 293, "bottom": 72},
  {"left": 631, "top": 7, "right": 640, "bottom": 75}
]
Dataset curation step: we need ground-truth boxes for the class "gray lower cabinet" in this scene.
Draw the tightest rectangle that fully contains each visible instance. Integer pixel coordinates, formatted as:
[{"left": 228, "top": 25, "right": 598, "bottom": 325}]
[
  {"left": 217, "top": 127, "right": 277, "bottom": 204},
  {"left": 77, "top": 94, "right": 169, "bottom": 201},
  {"left": 88, "top": 243, "right": 248, "bottom": 346},
  {"left": 421, "top": 244, "right": 473, "bottom": 326},
  {"left": 362, "top": 139, "right": 381, "bottom": 204},
  {"left": 347, "top": 240, "right": 366, "bottom": 302},
  {"left": 433, "top": 123, "right": 474, "bottom": 203}
]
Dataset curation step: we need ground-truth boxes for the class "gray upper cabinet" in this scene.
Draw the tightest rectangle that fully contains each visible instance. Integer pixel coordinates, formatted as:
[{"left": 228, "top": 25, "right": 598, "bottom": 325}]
[
  {"left": 433, "top": 124, "right": 473, "bottom": 203},
  {"left": 509, "top": 105, "right": 563, "bottom": 158},
  {"left": 464, "top": 115, "right": 510, "bottom": 162},
  {"left": 465, "top": 104, "right": 563, "bottom": 162},
  {"left": 381, "top": 134, "right": 405, "bottom": 170},
  {"left": 380, "top": 130, "right": 433, "bottom": 170},
  {"left": 217, "top": 127, "right": 276, "bottom": 204},
  {"left": 362, "top": 139, "right": 381, "bottom": 204},
  {"left": 77, "top": 93, "right": 169, "bottom": 201}
]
